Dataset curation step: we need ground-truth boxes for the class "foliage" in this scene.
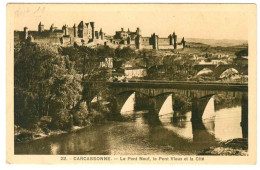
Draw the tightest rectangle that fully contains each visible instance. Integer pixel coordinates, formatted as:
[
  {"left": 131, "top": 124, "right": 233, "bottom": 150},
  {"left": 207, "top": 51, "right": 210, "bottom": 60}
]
[
  {"left": 15, "top": 42, "right": 82, "bottom": 130},
  {"left": 235, "top": 49, "right": 248, "bottom": 57},
  {"left": 71, "top": 101, "right": 89, "bottom": 126},
  {"left": 115, "top": 46, "right": 137, "bottom": 62}
]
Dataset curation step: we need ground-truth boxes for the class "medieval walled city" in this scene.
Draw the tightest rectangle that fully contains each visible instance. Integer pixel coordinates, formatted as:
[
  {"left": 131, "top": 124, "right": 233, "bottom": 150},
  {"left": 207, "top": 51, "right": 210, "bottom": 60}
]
[{"left": 15, "top": 21, "right": 185, "bottom": 50}]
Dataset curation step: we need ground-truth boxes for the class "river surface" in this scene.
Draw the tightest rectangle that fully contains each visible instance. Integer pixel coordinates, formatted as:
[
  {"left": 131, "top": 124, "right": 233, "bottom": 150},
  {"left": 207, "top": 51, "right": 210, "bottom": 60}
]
[{"left": 15, "top": 105, "right": 243, "bottom": 155}]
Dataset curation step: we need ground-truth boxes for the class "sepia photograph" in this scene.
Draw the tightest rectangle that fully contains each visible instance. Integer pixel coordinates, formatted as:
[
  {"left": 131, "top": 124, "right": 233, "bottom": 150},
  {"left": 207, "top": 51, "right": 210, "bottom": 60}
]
[{"left": 6, "top": 3, "right": 257, "bottom": 164}]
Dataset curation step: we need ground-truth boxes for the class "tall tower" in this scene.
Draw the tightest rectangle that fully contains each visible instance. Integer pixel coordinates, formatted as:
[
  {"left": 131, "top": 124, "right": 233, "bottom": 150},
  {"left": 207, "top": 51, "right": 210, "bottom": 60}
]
[
  {"left": 38, "top": 22, "right": 44, "bottom": 33},
  {"left": 151, "top": 33, "right": 158, "bottom": 50},
  {"left": 173, "top": 32, "right": 177, "bottom": 49},
  {"left": 95, "top": 31, "right": 99, "bottom": 39},
  {"left": 50, "top": 24, "right": 54, "bottom": 32},
  {"left": 78, "top": 21, "right": 84, "bottom": 38},
  {"left": 136, "top": 27, "right": 141, "bottom": 35},
  {"left": 127, "top": 36, "right": 131, "bottom": 45},
  {"left": 73, "top": 24, "right": 77, "bottom": 37},
  {"left": 99, "top": 28, "right": 104, "bottom": 40},
  {"left": 90, "top": 22, "right": 95, "bottom": 41},
  {"left": 169, "top": 34, "right": 173, "bottom": 45},
  {"left": 135, "top": 35, "right": 142, "bottom": 49},
  {"left": 23, "top": 27, "right": 28, "bottom": 40},
  {"left": 62, "top": 24, "right": 68, "bottom": 36},
  {"left": 181, "top": 37, "right": 186, "bottom": 49}
]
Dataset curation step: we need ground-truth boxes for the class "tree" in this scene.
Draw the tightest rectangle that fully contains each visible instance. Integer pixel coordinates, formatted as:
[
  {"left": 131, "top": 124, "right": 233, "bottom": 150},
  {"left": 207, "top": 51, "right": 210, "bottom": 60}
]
[
  {"left": 61, "top": 45, "right": 111, "bottom": 111},
  {"left": 14, "top": 42, "right": 82, "bottom": 130},
  {"left": 115, "top": 46, "right": 136, "bottom": 61},
  {"left": 235, "top": 49, "right": 248, "bottom": 58}
]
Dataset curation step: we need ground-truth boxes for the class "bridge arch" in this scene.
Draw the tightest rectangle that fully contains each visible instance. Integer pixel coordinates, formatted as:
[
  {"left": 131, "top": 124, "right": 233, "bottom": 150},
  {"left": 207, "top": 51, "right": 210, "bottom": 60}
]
[
  {"left": 218, "top": 68, "right": 239, "bottom": 79},
  {"left": 196, "top": 68, "right": 214, "bottom": 76},
  {"left": 158, "top": 94, "right": 174, "bottom": 117},
  {"left": 202, "top": 95, "right": 215, "bottom": 119},
  {"left": 120, "top": 92, "right": 136, "bottom": 114}
]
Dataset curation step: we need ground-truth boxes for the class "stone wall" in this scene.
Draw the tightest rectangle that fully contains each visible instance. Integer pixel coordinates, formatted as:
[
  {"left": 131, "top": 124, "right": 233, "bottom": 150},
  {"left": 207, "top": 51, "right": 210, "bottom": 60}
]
[
  {"left": 140, "top": 37, "right": 150, "bottom": 45},
  {"left": 158, "top": 38, "right": 170, "bottom": 45},
  {"left": 159, "top": 45, "right": 174, "bottom": 50}
]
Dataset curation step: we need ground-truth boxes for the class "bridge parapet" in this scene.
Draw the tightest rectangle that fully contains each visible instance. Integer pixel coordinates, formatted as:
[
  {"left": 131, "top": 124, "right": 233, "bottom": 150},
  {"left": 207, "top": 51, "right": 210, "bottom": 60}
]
[{"left": 108, "top": 82, "right": 247, "bottom": 98}]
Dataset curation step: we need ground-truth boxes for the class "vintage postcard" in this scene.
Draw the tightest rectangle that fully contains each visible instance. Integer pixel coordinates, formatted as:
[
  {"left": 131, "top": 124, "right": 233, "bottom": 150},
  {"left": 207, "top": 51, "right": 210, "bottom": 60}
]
[{"left": 6, "top": 4, "right": 257, "bottom": 164}]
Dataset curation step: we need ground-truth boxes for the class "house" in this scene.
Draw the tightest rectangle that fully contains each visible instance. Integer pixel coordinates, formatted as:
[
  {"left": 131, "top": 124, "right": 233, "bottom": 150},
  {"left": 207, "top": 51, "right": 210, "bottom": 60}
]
[
  {"left": 100, "top": 57, "right": 113, "bottom": 68},
  {"left": 124, "top": 67, "right": 147, "bottom": 79}
]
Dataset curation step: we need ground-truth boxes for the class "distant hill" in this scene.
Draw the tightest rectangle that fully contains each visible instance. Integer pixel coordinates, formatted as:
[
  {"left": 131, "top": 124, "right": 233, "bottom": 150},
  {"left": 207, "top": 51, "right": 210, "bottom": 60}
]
[{"left": 185, "top": 38, "right": 248, "bottom": 47}]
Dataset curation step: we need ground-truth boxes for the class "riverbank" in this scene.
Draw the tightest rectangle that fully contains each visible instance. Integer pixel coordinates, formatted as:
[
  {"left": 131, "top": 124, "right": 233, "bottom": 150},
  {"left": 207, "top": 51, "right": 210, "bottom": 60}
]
[
  {"left": 198, "top": 138, "right": 248, "bottom": 156},
  {"left": 14, "top": 107, "right": 110, "bottom": 144},
  {"left": 15, "top": 124, "right": 91, "bottom": 143}
]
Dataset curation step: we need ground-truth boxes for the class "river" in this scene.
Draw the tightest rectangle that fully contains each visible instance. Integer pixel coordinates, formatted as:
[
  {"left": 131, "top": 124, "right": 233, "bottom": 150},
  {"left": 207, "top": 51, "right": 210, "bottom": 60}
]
[{"left": 15, "top": 105, "right": 243, "bottom": 155}]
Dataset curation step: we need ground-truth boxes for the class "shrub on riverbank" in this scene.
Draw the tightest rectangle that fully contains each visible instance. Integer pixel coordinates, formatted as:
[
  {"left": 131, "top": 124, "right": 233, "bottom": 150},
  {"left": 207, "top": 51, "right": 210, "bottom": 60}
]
[{"left": 72, "top": 101, "right": 90, "bottom": 126}]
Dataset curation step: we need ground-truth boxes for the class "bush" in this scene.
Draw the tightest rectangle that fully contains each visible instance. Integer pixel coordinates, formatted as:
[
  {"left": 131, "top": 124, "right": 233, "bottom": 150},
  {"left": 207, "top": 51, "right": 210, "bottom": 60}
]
[
  {"left": 49, "top": 109, "right": 73, "bottom": 130},
  {"left": 72, "top": 101, "right": 89, "bottom": 126}
]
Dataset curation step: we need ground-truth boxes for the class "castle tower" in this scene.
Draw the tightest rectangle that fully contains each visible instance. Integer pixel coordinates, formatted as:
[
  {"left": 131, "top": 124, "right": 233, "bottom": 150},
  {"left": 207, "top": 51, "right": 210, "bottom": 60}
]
[
  {"left": 38, "top": 22, "right": 44, "bottom": 33},
  {"left": 62, "top": 24, "right": 68, "bottom": 36},
  {"left": 136, "top": 27, "right": 141, "bottom": 35},
  {"left": 95, "top": 31, "right": 99, "bottom": 39},
  {"left": 127, "top": 36, "right": 131, "bottom": 45},
  {"left": 73, "top": 24, "right": 78, "bottom": 37},
  {"left": 169, "top": 34, "right": 173, "bottom": 45},
  {"left": 127, "top": 28, "right": 130, "bottom": 33},
  {"left": 173, "top": 32, "right": 177, "bottom": 49},
  {"left": 50, "top": 24, "right": 54, "bottom": 32},
  {"left": 90, "top": 22, "right": 95, "bottom": 41},
  {"left": 151, "top": 33, "right": 159, "bottom": 50},
  {"left": 154, "top": 34, "right": 159, "bottom": 50},
  {"left": 99, "top": 28, "right": 104, "bottom": 40},
  {"left": 23, "top": 27, "right": 28, "bottom": 40},
  {"left": 78, "top": 21, "right": 84, "bottom": 38},
  {"left": 135, "top": 35, "right": 142, "bottom": 49},
  {"left": 181, "top": 37, "right": 186, "bottom": 49}
]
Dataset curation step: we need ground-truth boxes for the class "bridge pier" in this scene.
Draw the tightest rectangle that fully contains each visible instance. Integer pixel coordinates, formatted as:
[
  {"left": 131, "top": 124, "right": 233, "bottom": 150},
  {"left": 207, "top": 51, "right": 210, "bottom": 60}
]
[
  {"left": 111, "top": 92, "right": 136, "bottom": 115},
  {"left": 192, "top": 120, "right": 216, "bottom": 143},
  {"left": 191, "top": 95, "right": 215, "bottom": 122},
  {"left": 241, "top": 93, "right": 248, "bottom": 138}
]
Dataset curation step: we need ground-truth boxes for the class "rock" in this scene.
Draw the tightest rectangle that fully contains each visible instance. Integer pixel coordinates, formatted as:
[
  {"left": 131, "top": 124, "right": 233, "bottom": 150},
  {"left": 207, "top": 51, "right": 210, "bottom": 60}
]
[
  {"left": 198, "top": 138, "right": 248, "bottom": 155},
  {"left": 40, "top": 116, "right": 52, "bottom": 123},
  {"left": 15, "top": 132, "right": 33, "bottom": 143}
]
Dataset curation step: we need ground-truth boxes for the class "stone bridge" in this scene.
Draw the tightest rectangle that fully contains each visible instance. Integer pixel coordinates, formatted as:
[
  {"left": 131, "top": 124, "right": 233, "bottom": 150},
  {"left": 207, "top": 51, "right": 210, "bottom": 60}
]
[
  {"left": 105, "top": 81, "right": 247, "bottom": 133},
  {"left": 193, "top": 64, "right": 248, "bottom": 78}
]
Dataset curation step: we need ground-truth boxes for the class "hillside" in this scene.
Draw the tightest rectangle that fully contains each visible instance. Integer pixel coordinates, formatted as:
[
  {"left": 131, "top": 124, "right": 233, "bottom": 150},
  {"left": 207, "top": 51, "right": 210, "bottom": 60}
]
[{"left": 186, "top": 38, "right": 248, "bottom": 47}]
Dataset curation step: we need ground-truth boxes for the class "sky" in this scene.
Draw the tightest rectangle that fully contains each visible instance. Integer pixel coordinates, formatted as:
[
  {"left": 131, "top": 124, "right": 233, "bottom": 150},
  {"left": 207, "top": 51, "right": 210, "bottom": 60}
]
[{"left": 9, "top": 4, "right": 253, "bottom": 40}]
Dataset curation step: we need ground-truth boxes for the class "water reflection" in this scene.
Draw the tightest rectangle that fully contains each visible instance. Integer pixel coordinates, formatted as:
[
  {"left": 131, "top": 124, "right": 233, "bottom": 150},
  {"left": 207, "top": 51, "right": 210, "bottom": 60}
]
[
  {"left": 15, "top": 125, "right": 111, "bottom": 155},
  {"left": 191, "top": 120, "right": 215, "bottom": 143},
  {"left": 214, "top": 107, "right": 242, "bottom": 140},
  {"left": 15, "top": 106, "right": 244, "bottom": 155},
  {"left": 158, "top": 106, "right": 242, "bottom": 142}
]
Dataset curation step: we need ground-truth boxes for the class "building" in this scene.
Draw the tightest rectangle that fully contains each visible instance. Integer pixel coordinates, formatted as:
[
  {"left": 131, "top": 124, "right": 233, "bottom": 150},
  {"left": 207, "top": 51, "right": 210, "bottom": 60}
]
[
  {"left": 100, "top": 57, "right": 113, "bottom": 68},
  {"left": 124, "top": 67, "right": 147, "bottom": 79},
  {"left": 198, "top": 59, "right": 227, "bottom": 65},
  {"left": 85, "top": 55, "right": 113, "bottom": 69},
  {"left": 14, "top": 21, "right": 105, "bottom": 46},
  {"left": 106, "top": 27, "right": 185, "bottom": 50},
  {"left": 15, "top": 21, "right": 186, "bottom": 50}
]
